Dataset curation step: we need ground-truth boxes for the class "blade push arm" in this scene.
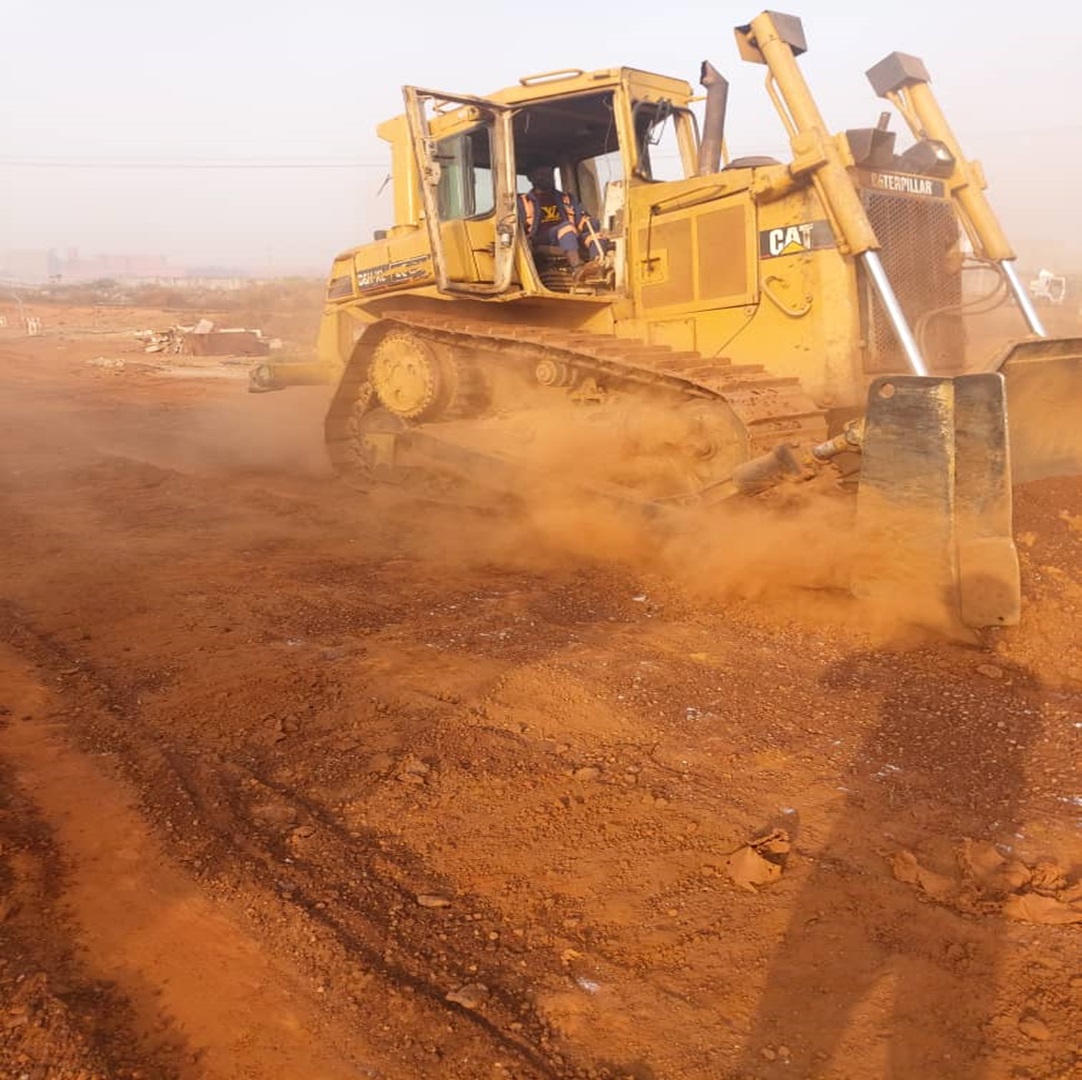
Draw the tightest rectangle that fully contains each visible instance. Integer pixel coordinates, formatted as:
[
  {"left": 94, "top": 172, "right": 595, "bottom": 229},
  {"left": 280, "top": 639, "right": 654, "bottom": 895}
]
[
  {"left": 735, "top": 11, "right": 930, "bottom": 375},
  {"left": 866, "top": 53, "right": 1047, "bottom": 337}
]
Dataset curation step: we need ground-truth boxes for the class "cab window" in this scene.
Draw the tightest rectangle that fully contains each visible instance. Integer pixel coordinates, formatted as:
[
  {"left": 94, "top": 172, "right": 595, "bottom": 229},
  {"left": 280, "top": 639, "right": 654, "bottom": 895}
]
[
  {"left": 512, "top": 90, "right": 622, "bottom": 213},
  {"left": 633, "top": 101, "right": 695, "bottom": 182},
  {"left": 435, "top": 126, "right": 495, "bottom": 220}
]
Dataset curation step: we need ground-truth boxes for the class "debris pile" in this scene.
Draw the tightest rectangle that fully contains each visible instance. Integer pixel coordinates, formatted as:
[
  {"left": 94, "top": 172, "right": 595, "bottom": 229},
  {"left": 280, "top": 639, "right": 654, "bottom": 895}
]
[{"left": 135, "top": 319, "right": 280, "bottom": 357}]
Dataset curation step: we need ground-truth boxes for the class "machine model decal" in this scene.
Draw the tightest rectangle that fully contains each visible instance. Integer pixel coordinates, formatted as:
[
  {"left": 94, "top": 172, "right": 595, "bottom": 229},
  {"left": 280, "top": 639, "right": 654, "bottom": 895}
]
[
  {"left": 860, "top": 170, "right": 946, "bottom": 198},
  {"left": 357, "top": 254, "right": 433, "bottom": 293},
  {"left": 758, "top": 219, "right": 835, "bottom": 259}
]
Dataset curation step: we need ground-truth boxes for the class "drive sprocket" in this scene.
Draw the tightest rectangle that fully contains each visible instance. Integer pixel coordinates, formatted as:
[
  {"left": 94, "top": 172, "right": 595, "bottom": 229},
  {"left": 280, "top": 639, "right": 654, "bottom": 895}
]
[
  {"left": 370, "top": 330, "right": 445, "bottom": 420},
  {"left": 369, "top": 328, "right": 485, "bottom": 422}
]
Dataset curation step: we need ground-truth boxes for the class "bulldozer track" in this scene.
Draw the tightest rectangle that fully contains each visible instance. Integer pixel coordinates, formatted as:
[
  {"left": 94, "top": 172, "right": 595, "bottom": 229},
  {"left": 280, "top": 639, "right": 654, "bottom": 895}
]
[{"left": 325, "top": 308, "right": 829, "bottom": 486}]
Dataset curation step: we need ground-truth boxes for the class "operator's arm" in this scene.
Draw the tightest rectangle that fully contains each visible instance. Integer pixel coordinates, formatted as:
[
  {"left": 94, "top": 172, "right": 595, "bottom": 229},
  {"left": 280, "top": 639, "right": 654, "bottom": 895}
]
[
  {"left": 517, "top": 192, "right": 535, "bottom": 238},
  {"left": 566, "top": 193, "right": 602, "bottom": 236}
]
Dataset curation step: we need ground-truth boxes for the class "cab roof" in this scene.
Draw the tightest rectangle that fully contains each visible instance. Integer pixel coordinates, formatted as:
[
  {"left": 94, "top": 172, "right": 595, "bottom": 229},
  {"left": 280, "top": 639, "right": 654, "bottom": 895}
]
[{"left": 485, "top": 66, "right": 694, "bottom": 107}]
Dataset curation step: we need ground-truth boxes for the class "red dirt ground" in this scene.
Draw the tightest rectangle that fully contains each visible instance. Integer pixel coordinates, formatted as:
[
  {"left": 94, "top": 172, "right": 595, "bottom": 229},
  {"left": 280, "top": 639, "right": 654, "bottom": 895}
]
[{"left": 0, "top": 306, "right": 1079, "bottom": 1080}]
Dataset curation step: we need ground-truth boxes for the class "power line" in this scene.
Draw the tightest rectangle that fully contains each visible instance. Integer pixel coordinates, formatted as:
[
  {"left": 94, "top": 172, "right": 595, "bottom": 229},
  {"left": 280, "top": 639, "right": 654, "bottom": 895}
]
[
  {"left": 0, "top": 158, "right": 388, "bottom": 169},
  {"left": 2, "top": 120, "right": 1079, "bottom": 171}
]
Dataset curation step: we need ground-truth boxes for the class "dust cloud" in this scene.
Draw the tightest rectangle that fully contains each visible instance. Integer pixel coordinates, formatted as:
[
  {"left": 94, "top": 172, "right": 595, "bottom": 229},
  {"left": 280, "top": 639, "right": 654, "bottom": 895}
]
[
  {"left": 82, "top": 380, "right": 337, "bottom": 481},
  {"left": 523, "top": 479, "right": 971, "bottom": 640},
  {"left": 168, "top": 385, "right": 334, "bottom": 477},
  {"left": 178, "top": 373, "right": 1059, "bottom": 642},
  {"left": 384, "top": 454, "right": 969, "bottom": 644},
  {"left": 363, "top": 399, "right": 969, "bottom": 641}
]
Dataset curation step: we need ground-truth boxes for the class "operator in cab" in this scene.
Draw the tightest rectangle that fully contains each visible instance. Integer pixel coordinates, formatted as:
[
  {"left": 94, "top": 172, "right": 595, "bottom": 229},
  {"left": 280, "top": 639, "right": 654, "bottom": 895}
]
[{"left": 518, "top": 165, "right": 605, "bottom": 277}]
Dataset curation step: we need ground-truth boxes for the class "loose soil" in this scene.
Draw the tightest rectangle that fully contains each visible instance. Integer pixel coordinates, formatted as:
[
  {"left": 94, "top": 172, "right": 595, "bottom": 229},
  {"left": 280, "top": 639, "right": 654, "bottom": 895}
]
[{"left": 0, "top": 306, "right": 1079, "bottom": 1079}]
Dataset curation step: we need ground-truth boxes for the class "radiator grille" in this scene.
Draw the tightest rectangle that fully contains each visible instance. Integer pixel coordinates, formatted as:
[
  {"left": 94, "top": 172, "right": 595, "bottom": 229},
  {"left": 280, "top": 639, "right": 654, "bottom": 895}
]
[{"left": 859, "top": 191, "right": 965, "bottom": 374}]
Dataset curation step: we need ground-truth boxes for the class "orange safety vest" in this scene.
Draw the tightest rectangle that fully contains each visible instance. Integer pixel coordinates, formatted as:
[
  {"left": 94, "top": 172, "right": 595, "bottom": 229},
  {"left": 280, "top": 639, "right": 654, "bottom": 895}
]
[{"left": 519, "top": 190, "right": 579, "bottom": 239}]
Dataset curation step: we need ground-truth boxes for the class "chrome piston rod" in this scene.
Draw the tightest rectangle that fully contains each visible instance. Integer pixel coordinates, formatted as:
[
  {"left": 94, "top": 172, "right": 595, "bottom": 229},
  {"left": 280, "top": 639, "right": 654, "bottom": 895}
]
[
  {"left": 860, "top": 250, "right": 929, "bottom": 377},
  {"left": 1000, "top": 260, "right": 1048, "bottom": 338}
]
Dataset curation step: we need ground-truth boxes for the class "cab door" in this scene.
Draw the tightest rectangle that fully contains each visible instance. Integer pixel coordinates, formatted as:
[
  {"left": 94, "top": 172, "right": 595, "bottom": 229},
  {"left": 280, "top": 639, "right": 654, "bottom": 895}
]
[{"left": 403, "top": 87, "right": 519, "bottom": 296}]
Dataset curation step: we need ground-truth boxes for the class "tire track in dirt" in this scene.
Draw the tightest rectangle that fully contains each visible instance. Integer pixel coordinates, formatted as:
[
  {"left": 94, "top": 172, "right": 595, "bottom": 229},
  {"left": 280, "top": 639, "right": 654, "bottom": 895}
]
[
  {"left": 0, "top": 642, "right": 398, "bottom": 1080},
  {"left": 0, "top": 604, "right": 618, "bottom": 1080},
  {"left": 0, "top": 743, "right": 129, "bottom": 1079}
]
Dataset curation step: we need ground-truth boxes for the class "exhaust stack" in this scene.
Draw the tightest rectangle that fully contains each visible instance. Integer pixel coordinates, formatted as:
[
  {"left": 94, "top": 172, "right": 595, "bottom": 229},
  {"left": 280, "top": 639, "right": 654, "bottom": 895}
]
[{"left": 697, "top": 61, "right": 729, "bottom": 175}]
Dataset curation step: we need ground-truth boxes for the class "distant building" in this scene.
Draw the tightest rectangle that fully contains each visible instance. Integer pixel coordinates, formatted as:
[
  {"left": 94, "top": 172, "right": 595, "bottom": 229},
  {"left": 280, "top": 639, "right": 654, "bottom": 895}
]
[
  {"left": 1, "top": 248, "right": 255, "bottom": 287},
  {"left": 60, "top": 248, "right": 174, "bottom": 282},
  {"left": 1, "top": 249, "right": 61, "bottom": 283}
]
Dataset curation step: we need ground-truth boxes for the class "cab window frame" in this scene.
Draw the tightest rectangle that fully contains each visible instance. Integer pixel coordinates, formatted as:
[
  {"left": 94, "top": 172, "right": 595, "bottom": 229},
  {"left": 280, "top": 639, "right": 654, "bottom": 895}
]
[{"left": 631, "top": 100, "right": 699, "bottom": 182}]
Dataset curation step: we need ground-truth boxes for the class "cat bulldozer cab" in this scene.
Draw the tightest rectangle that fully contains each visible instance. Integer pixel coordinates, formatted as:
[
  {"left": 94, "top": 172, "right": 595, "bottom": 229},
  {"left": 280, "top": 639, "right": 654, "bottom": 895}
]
[{"left": 253, "top": 10, "right": 1082, "bottom": 631}]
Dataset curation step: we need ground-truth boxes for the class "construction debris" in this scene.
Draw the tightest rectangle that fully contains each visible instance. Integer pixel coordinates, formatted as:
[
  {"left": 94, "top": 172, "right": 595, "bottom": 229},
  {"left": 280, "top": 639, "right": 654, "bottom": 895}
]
[{"left": 135, "top": 319, "right": 280, "bottom": 357}]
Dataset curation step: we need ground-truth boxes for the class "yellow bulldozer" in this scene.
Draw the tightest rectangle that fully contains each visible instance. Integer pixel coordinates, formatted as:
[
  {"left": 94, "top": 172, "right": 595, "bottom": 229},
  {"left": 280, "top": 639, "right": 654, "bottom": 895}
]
[{"left": 253, "top": 10, "right": 1082, "bottom": 629}]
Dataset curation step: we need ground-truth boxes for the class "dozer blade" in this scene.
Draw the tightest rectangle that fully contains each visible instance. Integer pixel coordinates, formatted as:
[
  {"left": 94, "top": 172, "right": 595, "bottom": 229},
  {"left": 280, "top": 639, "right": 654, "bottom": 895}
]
[
  {"left": 993, "top": 337, "right": 1082, "bottom": 484},
  {"left": 854, "top": 373, "right": 1019, "bottom": 629}
]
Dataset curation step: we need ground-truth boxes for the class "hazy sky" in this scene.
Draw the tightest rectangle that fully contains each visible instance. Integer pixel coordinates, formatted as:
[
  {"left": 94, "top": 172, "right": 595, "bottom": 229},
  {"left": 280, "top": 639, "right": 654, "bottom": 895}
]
[{"left": 2, "top": 0, "right": 1079, "bottom": 273}]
